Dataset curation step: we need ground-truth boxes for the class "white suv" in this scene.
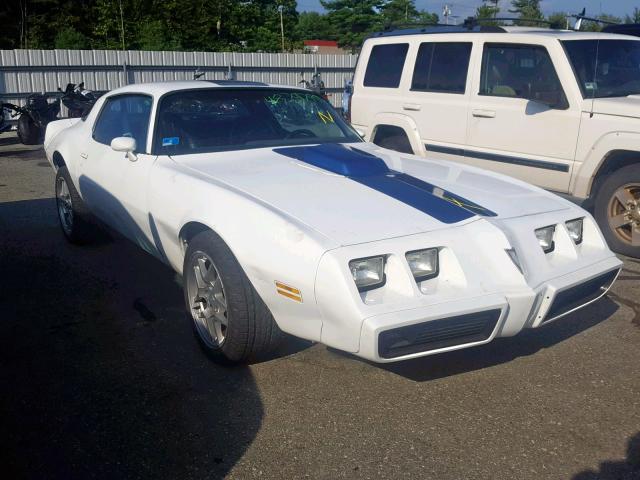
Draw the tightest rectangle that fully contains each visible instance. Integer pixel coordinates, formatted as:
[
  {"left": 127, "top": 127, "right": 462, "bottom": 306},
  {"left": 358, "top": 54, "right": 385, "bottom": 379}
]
[{"left": 349, "top": 25, "right": 640, "bottom": 257}]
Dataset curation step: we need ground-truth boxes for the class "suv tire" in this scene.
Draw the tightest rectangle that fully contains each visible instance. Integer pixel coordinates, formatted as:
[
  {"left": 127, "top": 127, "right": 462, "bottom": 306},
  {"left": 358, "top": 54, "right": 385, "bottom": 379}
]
[
  {"left": 594, "top": 164, "right": 640, "bottom": 257},
  {"left": 55, "top": 166, "right": 99, "bottom": 244}
]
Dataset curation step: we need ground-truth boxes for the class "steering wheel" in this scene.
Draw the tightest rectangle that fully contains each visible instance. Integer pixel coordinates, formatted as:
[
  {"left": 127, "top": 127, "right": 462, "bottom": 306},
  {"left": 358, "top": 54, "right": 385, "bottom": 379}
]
[{"left": 286, "top": 129, "right": 317, "bottom": 139}]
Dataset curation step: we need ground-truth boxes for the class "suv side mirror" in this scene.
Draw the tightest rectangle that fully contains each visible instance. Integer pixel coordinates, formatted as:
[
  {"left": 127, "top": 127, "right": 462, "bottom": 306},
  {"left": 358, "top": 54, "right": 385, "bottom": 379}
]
[{"left": 111, "top": 136, "right": 138, "bottom": 161}]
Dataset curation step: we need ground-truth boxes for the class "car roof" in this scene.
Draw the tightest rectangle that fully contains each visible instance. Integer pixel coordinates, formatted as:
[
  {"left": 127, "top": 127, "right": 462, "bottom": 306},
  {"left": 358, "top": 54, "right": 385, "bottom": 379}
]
[
  {"left": 367, "top": 26, "right": 640, "bottom": 42},
  {"left": 106, "top": 80, "right": 309, "bottom": 98}
]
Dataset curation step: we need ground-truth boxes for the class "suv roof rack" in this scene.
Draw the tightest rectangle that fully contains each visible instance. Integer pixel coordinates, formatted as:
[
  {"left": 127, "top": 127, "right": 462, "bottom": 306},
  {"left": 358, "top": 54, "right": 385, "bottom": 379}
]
[
  {"left": 463, "top": 16, "right": 552, "bottom": 28},
  {"left": 370, "top": 24, "right": 505, "bottom": 38}
]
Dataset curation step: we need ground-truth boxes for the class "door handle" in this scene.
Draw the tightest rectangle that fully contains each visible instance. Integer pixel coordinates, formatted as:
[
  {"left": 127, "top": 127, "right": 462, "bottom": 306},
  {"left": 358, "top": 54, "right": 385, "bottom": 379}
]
[
  {"left": 402, "top": 103, "right": 421, "bottom": 111},
  {"left": 80, "top": 152, "right": 88, "bottom": 159},
  {"left": 472, "top": 109, "right": 496, "bottom": 118}
]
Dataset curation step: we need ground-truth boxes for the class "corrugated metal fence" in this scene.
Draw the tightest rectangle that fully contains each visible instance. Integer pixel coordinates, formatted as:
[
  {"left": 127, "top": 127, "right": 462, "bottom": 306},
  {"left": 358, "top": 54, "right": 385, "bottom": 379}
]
[{"left": 0, "top": 49, "right": 357, "bottom": 114}]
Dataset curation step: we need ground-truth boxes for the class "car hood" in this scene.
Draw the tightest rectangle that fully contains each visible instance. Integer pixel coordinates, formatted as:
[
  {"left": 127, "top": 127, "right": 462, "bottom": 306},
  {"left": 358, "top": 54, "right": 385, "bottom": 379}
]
[
  {"left": 172, "top": 143, "right": 570, "bottom": 246},
  {"left": 587, "top": 95, "right": 640, "bottom": 119}
]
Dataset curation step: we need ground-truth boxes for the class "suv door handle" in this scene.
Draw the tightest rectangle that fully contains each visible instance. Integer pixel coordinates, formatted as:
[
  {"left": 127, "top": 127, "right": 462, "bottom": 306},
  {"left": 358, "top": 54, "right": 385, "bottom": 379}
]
[
  {"left": 80, "top": 152, "right": 88, "bottom": 159},
  {"left": 472, "top": 109, "right": 496, "bottom": 118},
  {"left": 402, "top": 103, "right": 421, "bottom": 111}
]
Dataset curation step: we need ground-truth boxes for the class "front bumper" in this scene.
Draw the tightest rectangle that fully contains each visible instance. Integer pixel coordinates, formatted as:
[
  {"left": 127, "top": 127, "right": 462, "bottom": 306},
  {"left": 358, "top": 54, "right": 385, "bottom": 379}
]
[{"left": 357, "top": 256, "right": 620, "bottom": 363}]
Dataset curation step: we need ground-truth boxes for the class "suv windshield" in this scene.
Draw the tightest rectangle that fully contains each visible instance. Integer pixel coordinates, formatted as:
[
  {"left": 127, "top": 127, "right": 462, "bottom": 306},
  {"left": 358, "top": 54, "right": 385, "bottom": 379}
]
[
  {"left": 563, "top": 39, "right": 640, "bottom": 98},
  {"left": 154, "top": 88, "right": 360, "bottom": 155}
]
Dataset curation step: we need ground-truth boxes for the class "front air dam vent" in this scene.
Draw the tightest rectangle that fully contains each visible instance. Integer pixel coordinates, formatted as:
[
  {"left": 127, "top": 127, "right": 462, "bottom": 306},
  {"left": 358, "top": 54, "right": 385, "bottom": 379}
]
[{"left": 378, "top": 309, "right": 502, "bottom": 359}]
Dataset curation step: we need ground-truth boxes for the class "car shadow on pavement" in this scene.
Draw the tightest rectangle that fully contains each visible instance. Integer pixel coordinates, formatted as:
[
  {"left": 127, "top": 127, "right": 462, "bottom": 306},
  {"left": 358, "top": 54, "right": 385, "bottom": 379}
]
[
  {"left": 572, "top": 432, "right": 640, "bottom": 479},
  {"left": 0, "top": 197, "right": 266, "bottom": 479},
  {"left": 374, "top": 297, "right": 619, "bottom": 382}
]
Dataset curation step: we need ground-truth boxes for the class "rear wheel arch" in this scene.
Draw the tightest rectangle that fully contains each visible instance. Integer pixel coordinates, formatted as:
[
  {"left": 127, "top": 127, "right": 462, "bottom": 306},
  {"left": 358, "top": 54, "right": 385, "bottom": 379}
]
[{"left": 371, "top": 124, "right": 414, "bottom": 154}]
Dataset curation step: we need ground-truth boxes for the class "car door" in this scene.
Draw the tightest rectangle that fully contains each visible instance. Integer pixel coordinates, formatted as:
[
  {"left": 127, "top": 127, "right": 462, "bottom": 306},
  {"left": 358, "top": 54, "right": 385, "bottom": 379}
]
[
  {"left": 408, "top": 40, "right": 474, "bottom": 155},
  {"left": 79, "top": 93, "right": 160, "bottom": 255},
  {"left": 464, "top": 42, "right": 580, "bottom": 193}
]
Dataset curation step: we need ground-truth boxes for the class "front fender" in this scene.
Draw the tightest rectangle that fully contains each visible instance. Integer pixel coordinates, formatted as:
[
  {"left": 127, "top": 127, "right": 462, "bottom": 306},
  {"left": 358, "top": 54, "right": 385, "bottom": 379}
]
[{"left": 148, "top": 158, "right": 337, "bottom": 343}]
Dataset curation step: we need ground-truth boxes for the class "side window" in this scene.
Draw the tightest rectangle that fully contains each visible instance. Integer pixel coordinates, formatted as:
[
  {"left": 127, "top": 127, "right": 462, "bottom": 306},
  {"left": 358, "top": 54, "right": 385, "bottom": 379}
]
[
  {"left": 480, "top": 43, "right": 567, "bottom": 107},
  {"left": 93, "top": 95, "right": 153, "bottom": 151},
  {"left": 411, "top": 42, "right": 472, "bottom": 94},
  {"left": 363, "top": 43, "right": 409, "bottom": 88}
]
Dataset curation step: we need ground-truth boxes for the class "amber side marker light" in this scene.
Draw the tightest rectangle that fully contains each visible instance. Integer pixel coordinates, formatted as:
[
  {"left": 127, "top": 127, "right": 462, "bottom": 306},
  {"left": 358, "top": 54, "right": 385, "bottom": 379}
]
[{"left": 275, "top": 281, "right": 303, "bottom": 303}]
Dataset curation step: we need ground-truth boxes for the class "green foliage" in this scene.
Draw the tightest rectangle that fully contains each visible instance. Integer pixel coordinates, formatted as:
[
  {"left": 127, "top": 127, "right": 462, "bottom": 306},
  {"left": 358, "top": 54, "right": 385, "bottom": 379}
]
[
  {"left": 547, "top": 12, "right": 568, "bottom": 30},
  {"left": 580, "top": 14, "right": 622, "bottom": 32},
  {"left": 2, "top": 0, "right": 636, "bottom": 53},
  {"left": 320, "top": 0, "right": 383, "bottom": 52},
  {"left": 55, "top": 26, "right": 90, "bottom": 49},
  {"left": 509, "top": 0, "right": 543, "bottom": 26},
  {"left": 625, "top": 8, "right": 640, "bottom": 24}
]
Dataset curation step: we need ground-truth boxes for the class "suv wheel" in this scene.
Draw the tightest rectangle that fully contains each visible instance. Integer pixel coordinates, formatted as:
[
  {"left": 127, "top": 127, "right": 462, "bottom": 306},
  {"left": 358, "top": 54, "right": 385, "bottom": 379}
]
[{"left": 594, "top": 164, "right": 640, "bottom": 257}]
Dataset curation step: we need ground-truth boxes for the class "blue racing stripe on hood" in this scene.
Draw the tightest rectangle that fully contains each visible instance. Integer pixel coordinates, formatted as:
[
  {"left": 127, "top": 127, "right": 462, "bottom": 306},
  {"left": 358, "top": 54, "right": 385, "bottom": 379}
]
[{"left": 273, "top": 144, "right": 496, "bottom": 224}]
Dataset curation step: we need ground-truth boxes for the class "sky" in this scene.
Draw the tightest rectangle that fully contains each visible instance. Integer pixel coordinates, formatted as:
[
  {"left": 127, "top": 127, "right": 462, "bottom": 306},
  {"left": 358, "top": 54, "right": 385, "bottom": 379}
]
[{"left": 296, "top": 1, "right": 637, "bottom": 21}]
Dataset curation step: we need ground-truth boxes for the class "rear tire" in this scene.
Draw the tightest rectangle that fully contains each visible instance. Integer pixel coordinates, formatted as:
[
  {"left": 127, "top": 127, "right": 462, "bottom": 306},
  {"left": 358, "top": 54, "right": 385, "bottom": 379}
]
[
  {"left": 183, "top": 230, "right": 283, "bottom": 364},
  {"left": 55, "top": 166, "right": 97, "bottom": 244},
  {"left": 593, "top": 164, "right": 640, "bottom": 258},
  {"left": 17, "top": 114, "right": 41, "bottom": 145}
]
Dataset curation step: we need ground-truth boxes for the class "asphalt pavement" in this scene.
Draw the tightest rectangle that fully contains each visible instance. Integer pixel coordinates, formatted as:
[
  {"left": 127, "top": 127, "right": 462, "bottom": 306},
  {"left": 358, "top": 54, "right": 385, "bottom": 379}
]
[{"left": 1, "top": 132, "right": 639, "bottom": 480}]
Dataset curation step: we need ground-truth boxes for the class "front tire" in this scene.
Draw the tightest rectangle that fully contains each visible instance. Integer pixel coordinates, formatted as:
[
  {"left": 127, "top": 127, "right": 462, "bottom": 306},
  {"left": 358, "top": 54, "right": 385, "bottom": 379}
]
[
  {"left": 594, "top": 164, "right": 640, "bottom": 257},
  {"left": 183, "top": 230, "right": 283, "bottom": 364},
  {"left": 55, "top": 167, "right": 97, "bottom": 244}
]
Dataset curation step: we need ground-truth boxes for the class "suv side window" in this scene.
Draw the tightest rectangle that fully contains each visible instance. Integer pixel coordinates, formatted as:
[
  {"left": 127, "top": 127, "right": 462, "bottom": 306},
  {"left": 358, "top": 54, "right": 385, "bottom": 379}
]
[
  {"left": 480, "top": 43, "right": 567, "bottom": 107},
  {"left": 363, "top": 43, "right": 409, "bottom": 88},
  {"left": 411, "top": 42, "right": 472, "bottom": 94},
  {"left": 93, "top": 94, "right": 152, "bottom": 151}
]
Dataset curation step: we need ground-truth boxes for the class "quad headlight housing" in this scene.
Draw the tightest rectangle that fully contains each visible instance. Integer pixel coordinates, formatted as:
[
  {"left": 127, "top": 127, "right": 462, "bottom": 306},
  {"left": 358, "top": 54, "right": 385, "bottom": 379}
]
[
  {"left": 405, "top": 248, "right": 439, "bottom": 282},
  {"left": 349, "top": 256, "right": 386, "bottom": 291},
  {"left": 565, "top": 218, "right": 584, "bottom": 245},
  {"left": 535, "top": 225, "right": 556, "bottom": 253}
]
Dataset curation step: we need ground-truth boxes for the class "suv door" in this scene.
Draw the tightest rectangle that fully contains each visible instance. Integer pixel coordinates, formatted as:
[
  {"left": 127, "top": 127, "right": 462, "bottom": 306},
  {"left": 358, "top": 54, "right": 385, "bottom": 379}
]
[
  {"left": 464, "top": 42, "right": 579, "bottom": 192},
  {"left": 407, "top": 41, "right": 473, "bottom": 154}
]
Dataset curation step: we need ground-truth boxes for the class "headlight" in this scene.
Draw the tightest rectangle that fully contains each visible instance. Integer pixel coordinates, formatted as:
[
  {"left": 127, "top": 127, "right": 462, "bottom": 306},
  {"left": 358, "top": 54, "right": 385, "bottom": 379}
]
[
  {"left": 565, "top": 218, "right": 584, "bottom": 245},
  {"left": 535, "top": 225, "right": 556, "bottom": 253},
  {"left": 349, "top": 256, "right": 386, "bottom": 291},
  {"left": 405, "top": 248, "right": 439, "bottom": 282}
]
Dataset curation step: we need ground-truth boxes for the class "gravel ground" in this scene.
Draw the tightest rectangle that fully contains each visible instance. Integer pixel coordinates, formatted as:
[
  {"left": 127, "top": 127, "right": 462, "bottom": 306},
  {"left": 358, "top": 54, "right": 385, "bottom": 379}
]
[{"left": 0, "top": 132, "right": 638, "bottom": 480}]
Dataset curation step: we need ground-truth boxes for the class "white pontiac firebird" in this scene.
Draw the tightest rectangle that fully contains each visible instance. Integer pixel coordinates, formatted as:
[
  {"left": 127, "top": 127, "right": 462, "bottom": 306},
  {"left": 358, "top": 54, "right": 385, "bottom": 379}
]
[{"left": 44, "top": 81, "right": 622, "bottom": 364}]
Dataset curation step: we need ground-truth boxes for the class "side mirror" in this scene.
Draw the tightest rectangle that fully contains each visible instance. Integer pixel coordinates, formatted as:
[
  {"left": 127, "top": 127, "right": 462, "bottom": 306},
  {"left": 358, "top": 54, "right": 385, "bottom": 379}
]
[{"left": 110, "top": 136, "right": 138, "bottom": 162}]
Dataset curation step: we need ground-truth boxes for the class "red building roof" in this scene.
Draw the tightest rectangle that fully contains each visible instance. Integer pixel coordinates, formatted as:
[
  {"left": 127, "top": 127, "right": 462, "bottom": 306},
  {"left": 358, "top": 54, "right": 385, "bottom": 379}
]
[{"left": 303, "top": 40, "right": 339, "bottom": 47}]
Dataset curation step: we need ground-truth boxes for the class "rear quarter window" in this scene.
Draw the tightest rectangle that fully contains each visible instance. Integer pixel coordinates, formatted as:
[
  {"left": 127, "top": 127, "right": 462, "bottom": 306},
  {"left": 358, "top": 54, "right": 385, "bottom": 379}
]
[{"left": 363, "top": 43, "right": 409, "bottom": 88}]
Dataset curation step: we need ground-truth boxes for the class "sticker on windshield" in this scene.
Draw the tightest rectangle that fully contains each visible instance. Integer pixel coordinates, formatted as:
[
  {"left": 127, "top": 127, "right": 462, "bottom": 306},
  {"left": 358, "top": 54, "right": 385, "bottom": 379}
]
[{"left": 162, "top": 137, "right": 180, "bottom": 146}]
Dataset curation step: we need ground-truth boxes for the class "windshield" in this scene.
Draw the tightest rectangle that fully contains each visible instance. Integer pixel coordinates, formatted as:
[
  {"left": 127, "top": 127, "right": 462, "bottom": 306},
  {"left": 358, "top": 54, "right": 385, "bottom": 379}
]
[
  {"left": 563, "top": 39, "right": 640, "bottom": 98},
  {"left": 154, "top": 88, "right": 361, "bottom": 155}
]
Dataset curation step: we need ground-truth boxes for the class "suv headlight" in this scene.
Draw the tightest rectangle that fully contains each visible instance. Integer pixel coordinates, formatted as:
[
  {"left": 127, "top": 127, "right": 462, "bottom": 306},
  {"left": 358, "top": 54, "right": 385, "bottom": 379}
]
[
  {"left": 405, "top": 248, "right": 439, "bottom": 282},
  {"left": 349, "top": 256, "right": 386, "bottom": 291},
  {"left": 565, "top": 218, "right": 584, "bottom": 245},
  {"left": 535, "top": 225, "right": 556, "bottom": 253}
]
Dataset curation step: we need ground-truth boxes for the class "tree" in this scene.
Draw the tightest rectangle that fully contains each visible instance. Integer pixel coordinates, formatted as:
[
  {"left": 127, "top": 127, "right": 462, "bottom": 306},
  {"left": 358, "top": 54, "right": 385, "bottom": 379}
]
[
  {"left": 547, "top": 12, "right": 568, "bottom": 30},
  {"left": 509, "top": 0, "right": 543, "bottom": 26},
  {"left": 321, "top": 0, "right": 383, "bottom": 52},
  {"left": 479, "top": 0, "right": 500, "bottom": 19},
  {"left": 295, "top": 12, "right": 336, "bottom": 40},
  {"left": 380, "top": 0, "right": 419, "bottom": 26},
  {"left": 55, "top": 26, "right": 90, "bottom": 49},
  {"left": 625, "top": 7, "right": 640, "bottom": 24}
]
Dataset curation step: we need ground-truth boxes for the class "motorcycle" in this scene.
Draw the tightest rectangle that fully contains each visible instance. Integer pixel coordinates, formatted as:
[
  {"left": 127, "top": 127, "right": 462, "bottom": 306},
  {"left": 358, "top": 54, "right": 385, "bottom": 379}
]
[
  {"left": 3, "top": 93, "right": 60, "bottom": 145},
  {"left": 59, "top": 82, "right": 100, "bottom": 118},
  {"left": 299, "top": 71, "right": 328, "bottom": 100}
]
